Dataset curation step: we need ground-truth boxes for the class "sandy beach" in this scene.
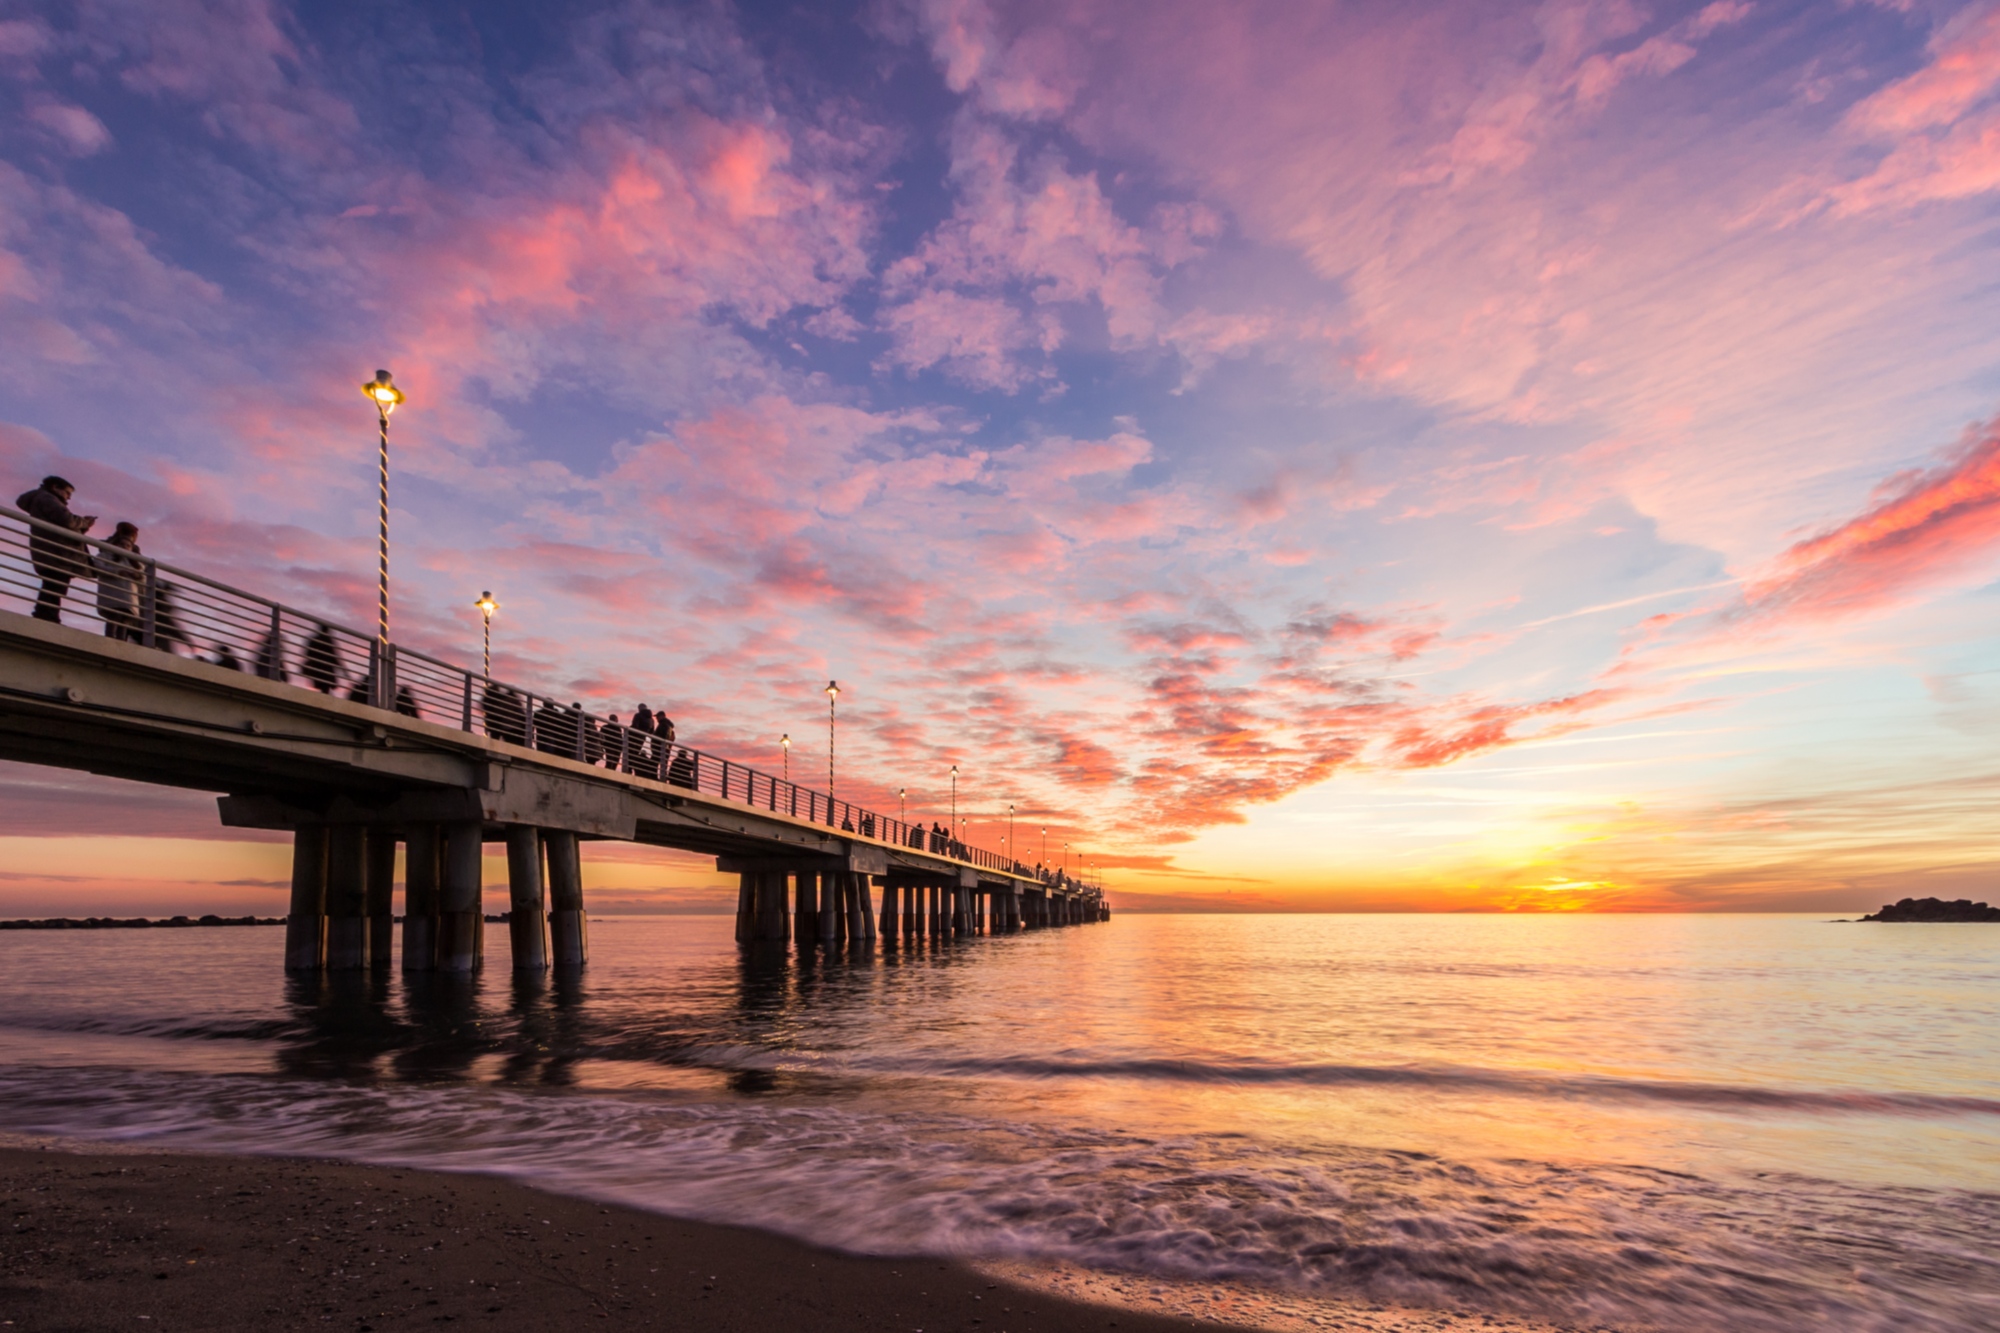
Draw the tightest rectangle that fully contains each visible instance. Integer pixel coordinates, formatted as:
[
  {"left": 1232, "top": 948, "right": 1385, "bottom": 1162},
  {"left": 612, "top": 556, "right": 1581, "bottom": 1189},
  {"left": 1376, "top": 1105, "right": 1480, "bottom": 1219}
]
[{"left": 0, "top": 1141, "right": 1573, "bottom": 1333}]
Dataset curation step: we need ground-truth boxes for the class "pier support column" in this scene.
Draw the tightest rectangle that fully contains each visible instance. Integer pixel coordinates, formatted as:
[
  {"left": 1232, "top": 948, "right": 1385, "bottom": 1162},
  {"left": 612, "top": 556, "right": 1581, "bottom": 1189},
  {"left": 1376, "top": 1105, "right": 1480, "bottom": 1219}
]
[
  {"left": 845, "top": 873, "right": 870, "bottom": 943},
  {"left": 795, "top": 870, "right": 819, "bottom": 946},
  {"left": 820, "top": 871, "right": 842, "bottom": 944},
  {"left": 506, "top": 825, "right": 549, "bottom": 971},
  {"left": 546, "top": 830, "right": 587, "bottom": 967},
  {"left": 879, "top": 878, "right": 898, "bottom": 941},
  {"left": 324, "top": 825, "right": 369, "bottom": 970},
  {"left": 438, "top": 821, "right": 485, "bottom": 973},
  {"left": 283, "top": 824, "right": 327, "bottom": 972},
  {"left": 756, "top": 869, "right": 790, "bottom": 943},
  {"left": 365, "top": 826, "right": 396, "bottom": 969},
  {"left": 735, "top": 870, "right": 756, "bottom": 943},
  {"left": 903, "top": 884, "right": 917, "bottom": 940},
  {"left": 402, "top": 824, "right": 440, "bottom": 972}
]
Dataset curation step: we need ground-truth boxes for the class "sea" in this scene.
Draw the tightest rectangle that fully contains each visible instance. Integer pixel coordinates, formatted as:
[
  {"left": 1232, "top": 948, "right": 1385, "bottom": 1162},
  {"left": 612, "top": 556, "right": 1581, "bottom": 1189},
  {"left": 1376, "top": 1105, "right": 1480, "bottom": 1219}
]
[{"left": 0, "top": 913, "right": 1995, "bottom": 1331}]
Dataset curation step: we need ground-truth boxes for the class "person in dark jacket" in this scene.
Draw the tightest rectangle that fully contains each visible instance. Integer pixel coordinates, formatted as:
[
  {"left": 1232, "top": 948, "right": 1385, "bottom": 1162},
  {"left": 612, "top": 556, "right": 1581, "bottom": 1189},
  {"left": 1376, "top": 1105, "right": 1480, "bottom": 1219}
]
[
  {"left": 533, "top": 699, "right": 567, "bottom": 755},
  {"left": 17, "top": 476, "right": 96, "bottom": 624},
  {"left": 629, "top": 704, "right": 656, "bottom": 777},
  {"left": 301, "top": 622, "right": 343, "bottom": 694},
  {"left": 483, "top": 682, "right": 526, "bottom": 745},
  {"left": 666, "top": 745, "right": 696, "bottom": 789}
]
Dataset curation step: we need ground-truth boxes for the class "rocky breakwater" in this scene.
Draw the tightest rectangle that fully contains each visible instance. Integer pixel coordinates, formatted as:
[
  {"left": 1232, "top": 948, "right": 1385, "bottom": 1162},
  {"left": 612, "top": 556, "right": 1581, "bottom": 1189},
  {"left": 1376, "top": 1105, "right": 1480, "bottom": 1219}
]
[
  {"left": 0, "top": 915, "right": 283, "bottom": 930},
  {"left": 1861, "top": 897, "right": 2000, "bottom": 921}
]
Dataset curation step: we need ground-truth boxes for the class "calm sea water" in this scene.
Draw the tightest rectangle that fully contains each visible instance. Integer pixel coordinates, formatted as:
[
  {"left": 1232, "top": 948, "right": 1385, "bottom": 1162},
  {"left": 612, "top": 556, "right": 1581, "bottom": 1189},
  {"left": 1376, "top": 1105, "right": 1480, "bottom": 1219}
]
[{"left": 0, "top": 914, "right": 1995, "bottom": 1330}]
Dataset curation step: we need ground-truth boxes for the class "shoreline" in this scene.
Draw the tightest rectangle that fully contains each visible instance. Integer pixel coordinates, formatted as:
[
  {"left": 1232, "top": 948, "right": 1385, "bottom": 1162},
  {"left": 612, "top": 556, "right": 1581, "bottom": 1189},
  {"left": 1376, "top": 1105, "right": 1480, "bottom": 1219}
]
[{"left": 0, "top": 1137, "right": 1579, "bottom": 1333}]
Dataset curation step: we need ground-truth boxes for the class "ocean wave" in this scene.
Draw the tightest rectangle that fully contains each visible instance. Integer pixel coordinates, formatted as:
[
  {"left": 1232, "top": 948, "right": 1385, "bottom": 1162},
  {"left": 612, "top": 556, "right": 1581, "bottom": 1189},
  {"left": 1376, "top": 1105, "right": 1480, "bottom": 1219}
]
[
  {"left": 663, "top": 1044, "right": 2000, "bottom": 1119},
  {"left": 8, "top": 1006, "right": 1994, "bottom": 1121},
  {"left": 0, "top": 1063, "right": 1996, "bottom": 1333}
]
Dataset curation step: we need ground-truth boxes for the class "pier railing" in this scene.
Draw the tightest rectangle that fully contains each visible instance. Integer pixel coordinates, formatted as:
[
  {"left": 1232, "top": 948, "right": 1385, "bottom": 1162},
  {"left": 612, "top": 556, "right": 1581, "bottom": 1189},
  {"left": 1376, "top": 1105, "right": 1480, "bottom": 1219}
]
[{"left": 0, "top": 504, "right": 1099, "bottom": 895}]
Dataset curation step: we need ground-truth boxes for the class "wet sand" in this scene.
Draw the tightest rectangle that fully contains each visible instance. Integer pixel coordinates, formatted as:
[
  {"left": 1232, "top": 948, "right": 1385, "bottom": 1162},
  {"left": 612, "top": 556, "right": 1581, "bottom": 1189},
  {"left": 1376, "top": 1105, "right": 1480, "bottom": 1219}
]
[{"left": 0, "top": 1141, "right": 1576, "bottom": 1333}]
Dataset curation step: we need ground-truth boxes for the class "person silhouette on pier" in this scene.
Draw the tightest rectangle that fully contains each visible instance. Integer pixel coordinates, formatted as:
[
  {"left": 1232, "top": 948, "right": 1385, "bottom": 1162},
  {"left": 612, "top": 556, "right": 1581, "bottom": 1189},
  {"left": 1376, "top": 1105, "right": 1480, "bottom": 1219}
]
[
  {"left": 301, "top": 622, "right": 343, "bottom": 694},
  {"left": 91, "top": 521, "right": 143, "bottom": 641},
  {"left": 629, "top": 704, "right": 656, "bottom": 777},
  {"left": 17, "top": 476, "right": 96, "bottom": 625}
]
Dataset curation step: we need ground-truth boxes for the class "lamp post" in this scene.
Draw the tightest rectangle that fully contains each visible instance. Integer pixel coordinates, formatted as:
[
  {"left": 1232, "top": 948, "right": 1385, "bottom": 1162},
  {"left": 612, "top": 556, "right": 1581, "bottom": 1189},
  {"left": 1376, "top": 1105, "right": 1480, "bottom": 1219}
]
[
  {"left": 474, "top": 591, "right": 497, "bottom": 679},
  {"left": 360, "top": 370, "right": 403, "bottom": 650},
  {"left": 1009, "top": 802, "right": 1015, "bottom": 866},
  {"left": 781, "top": 734, "right": 790, "bottom": 784},
  {"left": 950, "top": 764, "right": 957, "bottom": 833},
  {"left": 899, "top": 787, "right": 906, "bottom": 824},
  {"left": 1041, "top": 826, "right": 1047, "bottom": 866},
  {"left": 824, "top": 681, "right": 839, "bottom": 799}
]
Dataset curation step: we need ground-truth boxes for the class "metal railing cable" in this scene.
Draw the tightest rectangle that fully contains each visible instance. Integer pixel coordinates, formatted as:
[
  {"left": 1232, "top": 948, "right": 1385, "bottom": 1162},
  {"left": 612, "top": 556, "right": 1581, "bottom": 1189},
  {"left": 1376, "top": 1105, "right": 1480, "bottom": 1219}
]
[{"left": 0, "top": 504, "right": 1101, "bottom": 891}]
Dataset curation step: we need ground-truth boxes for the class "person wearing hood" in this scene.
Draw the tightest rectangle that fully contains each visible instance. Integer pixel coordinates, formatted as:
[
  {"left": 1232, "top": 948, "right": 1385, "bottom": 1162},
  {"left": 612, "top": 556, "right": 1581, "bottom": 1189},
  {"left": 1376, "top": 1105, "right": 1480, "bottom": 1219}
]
[
  {"left": 92, "top": 521, "right": 143, "bottom": 641},
  {"left": 16, "top": 476, "right": 96, "bottom": 624}
]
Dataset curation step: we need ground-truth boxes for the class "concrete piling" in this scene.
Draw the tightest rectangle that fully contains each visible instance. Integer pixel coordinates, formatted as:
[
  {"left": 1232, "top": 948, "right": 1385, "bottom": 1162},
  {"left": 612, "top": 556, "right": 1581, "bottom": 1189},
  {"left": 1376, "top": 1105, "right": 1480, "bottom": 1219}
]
[
  {"left": 879, "top": 877, "right": 898, "bottom": 940},
  {"left": 438, "top": 821, "right": 485, "bottom": 973},
  {"left": 402, "top": 823, "right": 440, "bottom": 972},
  {"left": 324, "top": 824, "right": 369, "bottom": 970},
  {"left": 545, "top": 829, "right": 587, "bottom": 967},
  {"left": 845, "top": 873, "right": 870, "bottom": 943},
  {"left": 506, "top": 824, "right": 550, "bottom": 971},
  {"left": 757, "top": 868, "right": 790, "bottom": 942},
  {"left": 283, "top": 824, "right": 328, "bottom": 972},
  {"left": 365, "top": 826, "right": 396, "bottom": 969},
  {"left": 795, "top": 869, "right": 818, "bottom": 945},
  {"left": 819, "top": 871, "right": 841, "bottom": 945},
  {"left": 735, "top": 870, "right": 756, "bottom": 943}
]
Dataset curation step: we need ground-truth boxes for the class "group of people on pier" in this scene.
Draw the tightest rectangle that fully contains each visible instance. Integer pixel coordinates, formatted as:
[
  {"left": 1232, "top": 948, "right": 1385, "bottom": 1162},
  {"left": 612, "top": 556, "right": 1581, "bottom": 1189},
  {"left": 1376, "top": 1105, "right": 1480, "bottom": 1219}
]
[
  {"left": 479, "top": 685, "right": 694, "bottom": 785},
  {"left": 12, "top": 477, "right": 1095, "bottom": 893},
  {"left": 18, "top": 476, "right": 146, "bottom": 638}
]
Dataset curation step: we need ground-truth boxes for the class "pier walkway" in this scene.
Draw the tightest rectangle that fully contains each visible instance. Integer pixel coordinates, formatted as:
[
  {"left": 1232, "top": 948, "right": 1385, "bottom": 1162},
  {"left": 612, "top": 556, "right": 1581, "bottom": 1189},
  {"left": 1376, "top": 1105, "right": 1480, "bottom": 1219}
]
[{"left": 0, "top": 504, "right": 1106, "bottom": 974}]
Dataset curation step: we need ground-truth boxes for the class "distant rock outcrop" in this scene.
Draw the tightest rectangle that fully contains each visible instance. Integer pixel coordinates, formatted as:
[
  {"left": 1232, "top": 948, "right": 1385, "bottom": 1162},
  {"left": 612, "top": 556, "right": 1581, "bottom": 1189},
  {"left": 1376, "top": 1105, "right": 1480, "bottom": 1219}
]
[
  {"left": 1861, "top": 897, "right": 2000, "bottom": 922},
  {"left": 0, "top": 915, "right": 282, "bottom": 930}
]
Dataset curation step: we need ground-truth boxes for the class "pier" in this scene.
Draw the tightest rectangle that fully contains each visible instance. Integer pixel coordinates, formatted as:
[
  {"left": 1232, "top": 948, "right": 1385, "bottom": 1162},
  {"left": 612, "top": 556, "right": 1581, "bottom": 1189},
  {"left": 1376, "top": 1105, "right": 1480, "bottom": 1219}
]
[{"left": 0, "top": 504, "right": 1106, "bottom": 973}]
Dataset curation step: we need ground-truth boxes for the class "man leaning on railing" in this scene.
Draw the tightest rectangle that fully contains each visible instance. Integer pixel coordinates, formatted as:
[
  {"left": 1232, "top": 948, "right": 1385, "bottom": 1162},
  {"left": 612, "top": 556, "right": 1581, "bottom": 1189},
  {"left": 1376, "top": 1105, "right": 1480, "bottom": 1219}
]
[{"left": 16, "top": 476, "right": 96, "bottom": 625}]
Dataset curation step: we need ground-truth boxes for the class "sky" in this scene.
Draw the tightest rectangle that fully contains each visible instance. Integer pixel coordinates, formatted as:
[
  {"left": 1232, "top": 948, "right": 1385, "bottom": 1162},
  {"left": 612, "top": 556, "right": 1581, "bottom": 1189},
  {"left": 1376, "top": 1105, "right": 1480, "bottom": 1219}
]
[{"left": 2, "top": 0, "right": 1999, "bottom": 916}]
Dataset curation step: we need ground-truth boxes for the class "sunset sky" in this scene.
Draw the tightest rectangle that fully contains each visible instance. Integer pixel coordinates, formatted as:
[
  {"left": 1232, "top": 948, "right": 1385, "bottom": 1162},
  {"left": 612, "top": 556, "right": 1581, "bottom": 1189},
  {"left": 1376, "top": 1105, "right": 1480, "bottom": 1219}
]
[{"left": 3, "top": 0, "right": 1999, "bottom": 916}]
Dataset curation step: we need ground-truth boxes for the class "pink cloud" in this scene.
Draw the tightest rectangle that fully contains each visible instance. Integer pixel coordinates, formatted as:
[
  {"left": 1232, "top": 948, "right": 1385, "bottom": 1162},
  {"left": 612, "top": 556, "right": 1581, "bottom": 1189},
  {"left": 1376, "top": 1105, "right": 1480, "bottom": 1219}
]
[
  {"left": 1736, "top": 411, "right": 2000, "bottom": 624},
  {"left": 1846, "top": 4, "right": 2000, "bottom": 136}
]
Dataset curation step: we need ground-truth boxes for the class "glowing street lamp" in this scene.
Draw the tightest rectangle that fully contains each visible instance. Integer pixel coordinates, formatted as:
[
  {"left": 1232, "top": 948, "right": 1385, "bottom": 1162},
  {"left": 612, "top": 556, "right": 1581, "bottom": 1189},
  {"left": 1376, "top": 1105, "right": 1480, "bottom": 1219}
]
[
  {"left": 473, "top": 591, "right": 497, "bottom": 679},
  {"left": 1041, "top": 825, "right": 1047, "bottom": 866},
  {"left": 781, "top": 733, "right": 791, "bottom": 784},
  {"left": 950, "top": 764, "right": 958, "bottom": 832},
  {"left": 1009, "top": 802, "right": 1015, "bottom": 865},
  {"left": 898, "top": 787, "right": 906, "bottom": 824},
  {"left": 360, "top": 369, "right": 403, "bottom": 651},
  {"left": 824, "top": 681, "right": 839, "bottom": 798}
]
